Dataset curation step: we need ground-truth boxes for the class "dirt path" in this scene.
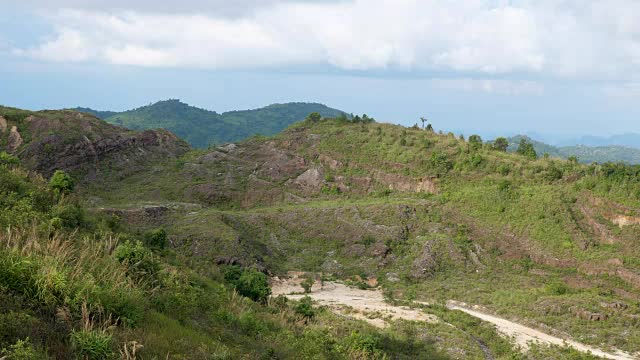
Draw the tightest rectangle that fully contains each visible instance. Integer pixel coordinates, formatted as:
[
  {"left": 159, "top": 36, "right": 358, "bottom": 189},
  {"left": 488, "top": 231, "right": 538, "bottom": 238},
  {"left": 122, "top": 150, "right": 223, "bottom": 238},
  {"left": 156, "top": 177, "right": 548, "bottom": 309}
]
[
  {"left": 271, "top": 275, "right": 638, "bottom": 359},
  {"left": 271, "top": 276, "right": 437, "bottom": 328},
  {"left": 447, "top": 301, "right": 637, "bottom": 360}
]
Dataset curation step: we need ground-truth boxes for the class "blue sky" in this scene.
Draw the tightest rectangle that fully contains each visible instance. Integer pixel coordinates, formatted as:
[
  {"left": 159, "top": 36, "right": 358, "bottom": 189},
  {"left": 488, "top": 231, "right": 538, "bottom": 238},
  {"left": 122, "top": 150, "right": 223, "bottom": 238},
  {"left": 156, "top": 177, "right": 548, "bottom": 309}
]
[{"left": 2, "top": 0, "right": 640, "bottom": 139}]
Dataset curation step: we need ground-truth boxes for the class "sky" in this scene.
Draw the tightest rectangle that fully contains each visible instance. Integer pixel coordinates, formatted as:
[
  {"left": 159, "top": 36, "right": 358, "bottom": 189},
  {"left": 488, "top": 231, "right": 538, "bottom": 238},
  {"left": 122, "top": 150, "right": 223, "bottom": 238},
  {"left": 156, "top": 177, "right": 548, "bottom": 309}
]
[{"left": 1, "top": 0, "right": 640, "bottom": 139}]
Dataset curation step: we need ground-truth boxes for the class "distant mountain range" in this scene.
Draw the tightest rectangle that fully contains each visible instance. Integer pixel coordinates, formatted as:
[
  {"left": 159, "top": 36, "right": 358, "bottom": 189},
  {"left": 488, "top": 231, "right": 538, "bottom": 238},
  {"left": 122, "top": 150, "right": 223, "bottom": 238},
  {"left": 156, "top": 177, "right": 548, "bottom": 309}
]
[
  {"left": 73, "top": 100, "right": 345, "bottom": 148},
  {"left": 507, "top": 135, "right": 640, "bottom": 164}
]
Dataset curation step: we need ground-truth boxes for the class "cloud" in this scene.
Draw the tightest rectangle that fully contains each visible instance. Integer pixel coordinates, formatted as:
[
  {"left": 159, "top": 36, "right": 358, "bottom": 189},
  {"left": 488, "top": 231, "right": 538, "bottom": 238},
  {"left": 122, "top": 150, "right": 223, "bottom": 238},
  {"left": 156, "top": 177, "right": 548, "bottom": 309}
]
[
  {"left": 430, "top": 79, "right": 544, "bottom": 96},
  {"left": 11, "top": 0, "right": 640, "bottom": 80}
]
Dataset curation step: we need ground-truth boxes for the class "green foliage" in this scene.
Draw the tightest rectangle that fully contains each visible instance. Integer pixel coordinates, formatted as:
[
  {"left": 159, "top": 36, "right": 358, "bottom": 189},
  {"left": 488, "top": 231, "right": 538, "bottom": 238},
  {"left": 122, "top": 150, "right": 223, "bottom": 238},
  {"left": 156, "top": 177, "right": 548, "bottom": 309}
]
[
  {"left": 429, "top": 152, "right": 453, "bottom": 175},
  {"left": 294, "top": 296, "right": 316, "bottom": 319},
  {"left": 301, "top": 277, "right": 314, "bottom": 293},
  {"left": 517, "top": 138, "right": 538, "bottom": 160},
  {"left": 546, "top": 280, "right": 570, "bottom": 295},
  {"left": 0, "top": 152, "right": 19, "bottom": 168},
  {"left": 70, "top": 330, "right": 114, "bottom": 360},
  {"left": 98, "top": 100, "right": 344, "bottom": 148},
  {"left": 143, "top": 228, "right": 167, "bottom": 249},
  {"left": 306, "top": 112, "right": 322, "bottom": 123},
  {"left": 114, "top": 240, "right": 160, "bottom": 283},
  {"left": 492, "top": 137, "right": 509, "bottom": 152},
  {"left": 1, "top": 338, "right": 47, "bottom": 360},
  {"left": 49, "top": 170, "right": 74, "bottom": 194},
  {"left": 223, "top": 266, "right": 271, "bottom": 303},
  {"left": 468, "top": 134, "right": 483, "bottom": 151}
]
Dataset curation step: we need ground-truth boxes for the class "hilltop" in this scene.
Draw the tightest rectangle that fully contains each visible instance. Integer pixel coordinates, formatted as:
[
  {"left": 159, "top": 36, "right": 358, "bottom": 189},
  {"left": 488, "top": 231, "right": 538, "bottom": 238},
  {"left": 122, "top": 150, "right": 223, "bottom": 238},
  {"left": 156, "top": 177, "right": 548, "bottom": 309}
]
[{"left": 74, "top": 100, "right": 345, "bottom": 148}]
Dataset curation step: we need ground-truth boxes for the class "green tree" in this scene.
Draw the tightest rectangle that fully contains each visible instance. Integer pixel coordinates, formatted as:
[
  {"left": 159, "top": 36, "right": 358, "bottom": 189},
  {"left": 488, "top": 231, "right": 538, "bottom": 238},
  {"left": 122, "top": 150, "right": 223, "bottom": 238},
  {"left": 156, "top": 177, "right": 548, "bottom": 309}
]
[
  {"left": 516, "top": 139, "right": 537, "bottom": 160},
  {"left": 49, "top": 170, "right": 74, "bottom": 194},
  {"left": 492, "top": 137, "right": 509, "bottom": 152},
  {"left": 236, "top": 270, "right": 271, "bottom": 303},
  {"left": 426, "top": 123, "right": 433, "bottom": 132},
  {"left": 306, "top": 112, "right": 322, "bottom": 123},
  {"left": 468, "top": 135, "right": 483, "bottom": 151}
]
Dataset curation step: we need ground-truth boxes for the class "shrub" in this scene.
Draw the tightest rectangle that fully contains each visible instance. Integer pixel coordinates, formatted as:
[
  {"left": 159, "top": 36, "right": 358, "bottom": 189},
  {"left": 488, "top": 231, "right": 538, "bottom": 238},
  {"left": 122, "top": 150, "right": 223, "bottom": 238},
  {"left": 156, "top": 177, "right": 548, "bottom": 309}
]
[
  {"left": 143, "top": 228, "right": 167, "bottom": 249},
  {"left": 301, "top": 278, "right": 314, "bottom": 294},
  {"left": 546, "top": 280, "right": 569, "bottom": 295},
  {"left": 51, "top": 203, "right": 86, "bottom": 229},
  {"left": 70, "top": 330, "right": 114, "bottom": 360},
  {"left": 294, "top": 296, "right": 315, "bottom": 320},
  {"left": 49, "top": 170, "right": 74, "bottom": 194},
  {"left": 0, "top": 151, "right": 19, "bottom": 168},
  {"left": 236, "top": 270, "right": 271, "bottom": 303},
  {"left": 114, "top": 241, "right": 160, "bottom": 283},
  {"left": 1, "top": 338, "right": 47, "bottom": 360}
]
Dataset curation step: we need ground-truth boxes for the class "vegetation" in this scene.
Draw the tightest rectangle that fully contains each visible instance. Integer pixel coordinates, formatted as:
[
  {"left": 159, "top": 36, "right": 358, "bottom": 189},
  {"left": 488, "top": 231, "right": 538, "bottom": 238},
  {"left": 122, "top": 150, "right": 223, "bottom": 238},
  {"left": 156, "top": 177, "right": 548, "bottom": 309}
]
[
  {"left": 76, "top": 100, "right": 345, "bottom": 148},
  {"left": 508, "top": 135, "right": 640, "bottom": 164},
  {"left": 5, "top": 105, "right": 640, "bottom": 358}
]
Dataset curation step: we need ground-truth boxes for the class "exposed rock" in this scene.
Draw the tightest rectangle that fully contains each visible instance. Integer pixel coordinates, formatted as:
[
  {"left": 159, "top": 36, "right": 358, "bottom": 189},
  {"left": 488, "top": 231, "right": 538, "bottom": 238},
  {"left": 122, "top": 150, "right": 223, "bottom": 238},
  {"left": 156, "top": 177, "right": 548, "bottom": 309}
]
[
  {"left": 385, "top": 272, "right": 400, "bottom": 282},
  {"left": 318, "top": 154, "right": 343, "bottom": 170},
  {"left": 411, "top": 241, "right": 438, "bottom": 278},
  {"left": 611, "top": 214, "right": 640, "bottom": 227},
  {"left": 0, "top": 116, "right": 6, "bottom": 133},
  {"left": 6, "top": 126, "right": 23, "bottom": 153},
  {"left": 600, "top": 301, "right": 628, "bottom": 310},
  {"left": 287, "top": 168, "right": 324, "bottom": 194},
  {"left": 101, "top": 205, "right": 169, "bottom": 226},
  {"left": 374, "top": 171, "right": 438, "bottom": 194},
  {"left": 321, "top": 259, "right": 343, "bottom": 274},
  {"left": 218, "top": 143, "right": 237, "bottom": 152},
  {"left": 576, "top": 309, "right": 608, "bottom": 321}
]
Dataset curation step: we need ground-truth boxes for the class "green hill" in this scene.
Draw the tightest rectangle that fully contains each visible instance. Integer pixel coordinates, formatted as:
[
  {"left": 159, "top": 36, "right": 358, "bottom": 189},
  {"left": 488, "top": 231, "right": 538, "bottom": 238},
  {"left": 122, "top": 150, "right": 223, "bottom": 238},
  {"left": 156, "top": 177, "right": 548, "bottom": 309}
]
[
  {"left": 3, "top": 105, "right": 640, "bottom": 359},
  {"left": 75, "top": 100, "right": 345, "bottom": 148},
  {"left": 507, "top": 134, "right": 640, "bottom": 164}
]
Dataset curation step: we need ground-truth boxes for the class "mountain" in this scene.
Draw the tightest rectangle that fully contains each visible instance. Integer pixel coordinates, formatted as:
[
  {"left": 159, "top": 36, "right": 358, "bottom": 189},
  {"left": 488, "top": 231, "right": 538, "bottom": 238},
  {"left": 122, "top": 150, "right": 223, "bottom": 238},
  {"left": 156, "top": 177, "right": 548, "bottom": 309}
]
[
  {"left": 74, "top": 100, "right": 345, "bottom": 148},
  {"left": 0, "top": 105, "right": 189, "bottom": 180},
  {"left": 558, "top": 133, "right": 640, "bottom": 148},
  {"left": 507, "top": 134, "right": 640, "bottom": 164},
  {"left": 4, "top": 105, "right": 640, "bottom": 358}
]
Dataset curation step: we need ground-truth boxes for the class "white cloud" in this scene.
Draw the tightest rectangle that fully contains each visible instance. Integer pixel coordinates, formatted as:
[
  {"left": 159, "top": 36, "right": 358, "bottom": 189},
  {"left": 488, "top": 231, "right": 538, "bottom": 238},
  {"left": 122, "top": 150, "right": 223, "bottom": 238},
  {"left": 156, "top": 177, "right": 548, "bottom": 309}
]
[{"left": 12, "top": 0, "right": 640, "bottom": 80}]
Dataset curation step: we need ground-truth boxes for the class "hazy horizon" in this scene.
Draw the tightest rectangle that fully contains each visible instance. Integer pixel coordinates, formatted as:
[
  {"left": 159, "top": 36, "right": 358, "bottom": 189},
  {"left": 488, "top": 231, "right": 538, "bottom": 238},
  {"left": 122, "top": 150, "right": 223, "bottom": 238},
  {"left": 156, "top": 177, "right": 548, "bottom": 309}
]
[{"left": 2, "top": 0, "right": 640, "bottom": 138}]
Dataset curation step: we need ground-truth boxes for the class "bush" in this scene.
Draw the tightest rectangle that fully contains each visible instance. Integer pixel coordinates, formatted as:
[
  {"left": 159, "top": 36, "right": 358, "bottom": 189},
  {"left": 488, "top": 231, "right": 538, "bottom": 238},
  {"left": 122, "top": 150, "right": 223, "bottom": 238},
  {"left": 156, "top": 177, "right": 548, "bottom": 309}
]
[
  {"left": 114, "top": 241, "right": 160, "bottom": 283},
  {"left": 546, "top": 280, "right": 569, "bottom": 295},
  {"left": 223, "top": 266, "right": 271, "bottom": 303},
  {"left": 49, "top": 170, "right": 74, "bottom": 194},
  {"left": 236, "top": 270, "right": 271, "bottom": 303},
  {"left": 0, "top": 152, "right": 19, "bottom": 168},
  {"left": 70, "top": 330, "right": 114, "bottom": 360},
  {"left": 1, "top": 338, "right": 47, "bottom": 360},
  {"left": 301, "top": 278, "right": 314, "bottom": 294},
  {"left": 143, "top": 228, "right": 167, "bottom": 249},
  {"left": 294, "top": 296, "right": 315, "bottom": 320}
]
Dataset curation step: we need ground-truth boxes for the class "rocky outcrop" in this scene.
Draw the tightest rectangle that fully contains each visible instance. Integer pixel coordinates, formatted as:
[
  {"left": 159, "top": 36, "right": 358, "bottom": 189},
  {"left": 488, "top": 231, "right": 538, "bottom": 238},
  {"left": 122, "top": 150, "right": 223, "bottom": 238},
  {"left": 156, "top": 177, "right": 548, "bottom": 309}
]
[
  {"left": 374, "top": 171, "right": 438, "bottom": 194},
  {"left": 610, "top": 215, "right": 640, "bottom": 227},
  {"left": 0, "top": 116, "right": 7, "bottom": 133},
  {"left": 6, "top": 126, "right": 23, "bottom": 153},
  {"left": 286, "top": 168, "right": 324, "bottom": 194},
  {"left": 12, "top": 110, "right": 189, "bottom": 180}
]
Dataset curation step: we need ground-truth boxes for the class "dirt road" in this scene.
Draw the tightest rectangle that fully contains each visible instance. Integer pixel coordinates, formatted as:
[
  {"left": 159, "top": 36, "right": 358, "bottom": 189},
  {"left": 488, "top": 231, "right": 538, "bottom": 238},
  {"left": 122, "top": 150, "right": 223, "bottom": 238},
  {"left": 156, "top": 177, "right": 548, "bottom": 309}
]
[
  {"left": 446, "top": 300, "right": 637, "bottom": 360},
  {"left": 271, "top": 275, "right": 638, "bottom": 359}
]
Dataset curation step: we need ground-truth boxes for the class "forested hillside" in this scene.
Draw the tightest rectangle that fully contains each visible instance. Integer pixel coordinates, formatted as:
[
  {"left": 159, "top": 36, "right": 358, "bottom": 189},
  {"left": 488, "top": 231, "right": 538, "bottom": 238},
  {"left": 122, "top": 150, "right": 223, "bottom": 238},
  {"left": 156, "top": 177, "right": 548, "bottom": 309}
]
[{"left": 74, "top": 100, "right": 345, "bottom": 148}]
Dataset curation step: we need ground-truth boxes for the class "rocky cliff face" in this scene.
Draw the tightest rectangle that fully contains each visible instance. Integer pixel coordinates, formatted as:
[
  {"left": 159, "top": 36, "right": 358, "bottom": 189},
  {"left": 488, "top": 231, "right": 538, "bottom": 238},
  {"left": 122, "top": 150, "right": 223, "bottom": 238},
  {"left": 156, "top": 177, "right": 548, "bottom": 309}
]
[{"left": 0, "top": 108, "right": 190, "bottom": 180}]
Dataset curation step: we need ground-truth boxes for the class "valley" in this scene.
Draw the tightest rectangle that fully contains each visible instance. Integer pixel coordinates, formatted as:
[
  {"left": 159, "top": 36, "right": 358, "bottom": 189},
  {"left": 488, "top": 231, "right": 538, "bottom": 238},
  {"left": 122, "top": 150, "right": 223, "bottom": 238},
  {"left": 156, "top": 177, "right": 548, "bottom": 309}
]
[{"left": 2, "top": 106, "right": 640, "bottom": 359}]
